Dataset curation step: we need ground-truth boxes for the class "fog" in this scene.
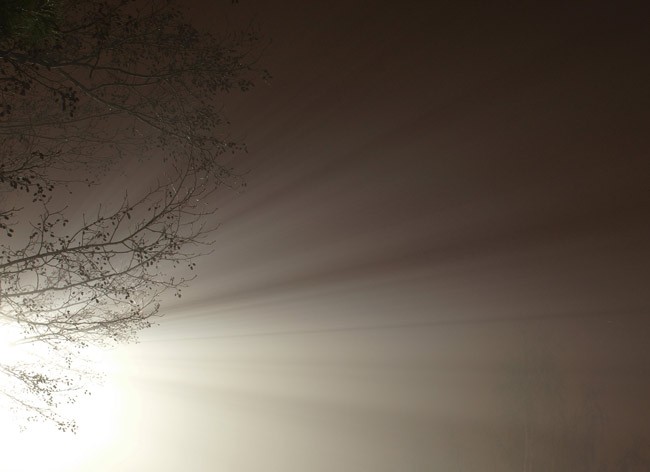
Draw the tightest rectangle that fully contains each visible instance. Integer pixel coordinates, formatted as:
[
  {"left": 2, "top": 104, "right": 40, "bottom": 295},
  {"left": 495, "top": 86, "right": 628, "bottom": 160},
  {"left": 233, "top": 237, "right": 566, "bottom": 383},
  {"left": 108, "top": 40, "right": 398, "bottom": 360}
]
[{"left": 4, "top": 1, "right": 649, "bottom": 470}]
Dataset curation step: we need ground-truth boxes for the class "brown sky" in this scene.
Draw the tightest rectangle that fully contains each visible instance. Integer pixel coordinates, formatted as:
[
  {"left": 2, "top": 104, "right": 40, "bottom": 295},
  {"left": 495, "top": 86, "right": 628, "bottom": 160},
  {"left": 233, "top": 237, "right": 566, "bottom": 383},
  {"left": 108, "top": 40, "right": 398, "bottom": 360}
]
[{"left": 13, "top": 1, "right": 648, "bottom": 470}]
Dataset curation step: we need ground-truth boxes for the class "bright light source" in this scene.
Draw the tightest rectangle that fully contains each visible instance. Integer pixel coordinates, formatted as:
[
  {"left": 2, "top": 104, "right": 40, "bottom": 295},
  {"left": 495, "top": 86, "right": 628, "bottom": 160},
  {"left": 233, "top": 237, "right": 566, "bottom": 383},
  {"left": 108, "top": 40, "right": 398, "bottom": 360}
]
[
  {"left": 0, "top": 321, "right": 124, "bottom": 471},
  {"left": 0, "top": 323, "right": 23, "bottom": 365}
]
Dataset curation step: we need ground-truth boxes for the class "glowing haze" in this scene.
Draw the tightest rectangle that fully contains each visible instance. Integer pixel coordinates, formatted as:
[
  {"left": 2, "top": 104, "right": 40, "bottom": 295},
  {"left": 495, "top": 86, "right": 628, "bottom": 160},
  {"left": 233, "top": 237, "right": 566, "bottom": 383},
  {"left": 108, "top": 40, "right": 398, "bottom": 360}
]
[{"left": 3, "top": 1, "right": 649, "bottom": 471}]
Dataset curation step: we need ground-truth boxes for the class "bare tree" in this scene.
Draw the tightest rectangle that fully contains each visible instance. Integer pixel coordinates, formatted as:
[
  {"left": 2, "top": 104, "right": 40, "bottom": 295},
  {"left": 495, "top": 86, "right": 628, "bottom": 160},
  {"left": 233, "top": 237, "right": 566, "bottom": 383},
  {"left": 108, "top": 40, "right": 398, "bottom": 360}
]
[{"left": 0, "top": 0, "right": 266, "bottom": 430}]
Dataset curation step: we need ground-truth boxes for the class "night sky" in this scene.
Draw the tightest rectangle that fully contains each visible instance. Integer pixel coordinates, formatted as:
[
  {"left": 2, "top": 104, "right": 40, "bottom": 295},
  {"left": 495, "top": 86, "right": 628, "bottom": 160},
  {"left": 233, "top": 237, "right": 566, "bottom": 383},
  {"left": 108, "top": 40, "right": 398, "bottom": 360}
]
[{"left": 4, "top": 1, "right": 650, "bottom": 470}]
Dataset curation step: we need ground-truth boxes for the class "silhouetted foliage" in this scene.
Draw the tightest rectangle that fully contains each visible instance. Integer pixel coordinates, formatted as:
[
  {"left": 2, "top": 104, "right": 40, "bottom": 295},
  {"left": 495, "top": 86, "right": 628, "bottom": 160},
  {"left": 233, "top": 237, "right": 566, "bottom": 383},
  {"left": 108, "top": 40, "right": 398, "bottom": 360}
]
[
  {"left": 0, "top": 0, "right": 266, "bottom": 431},
  {"left": 0, "top": 0, "right": 62, "bottom": 44}
]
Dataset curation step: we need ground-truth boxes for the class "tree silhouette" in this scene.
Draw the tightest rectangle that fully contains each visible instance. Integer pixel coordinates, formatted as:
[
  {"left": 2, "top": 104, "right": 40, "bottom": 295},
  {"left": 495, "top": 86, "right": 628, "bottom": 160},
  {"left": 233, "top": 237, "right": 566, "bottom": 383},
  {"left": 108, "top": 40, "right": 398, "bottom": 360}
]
[{"left": 0, "top": 0, "right": 266, "bottom": 430}]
